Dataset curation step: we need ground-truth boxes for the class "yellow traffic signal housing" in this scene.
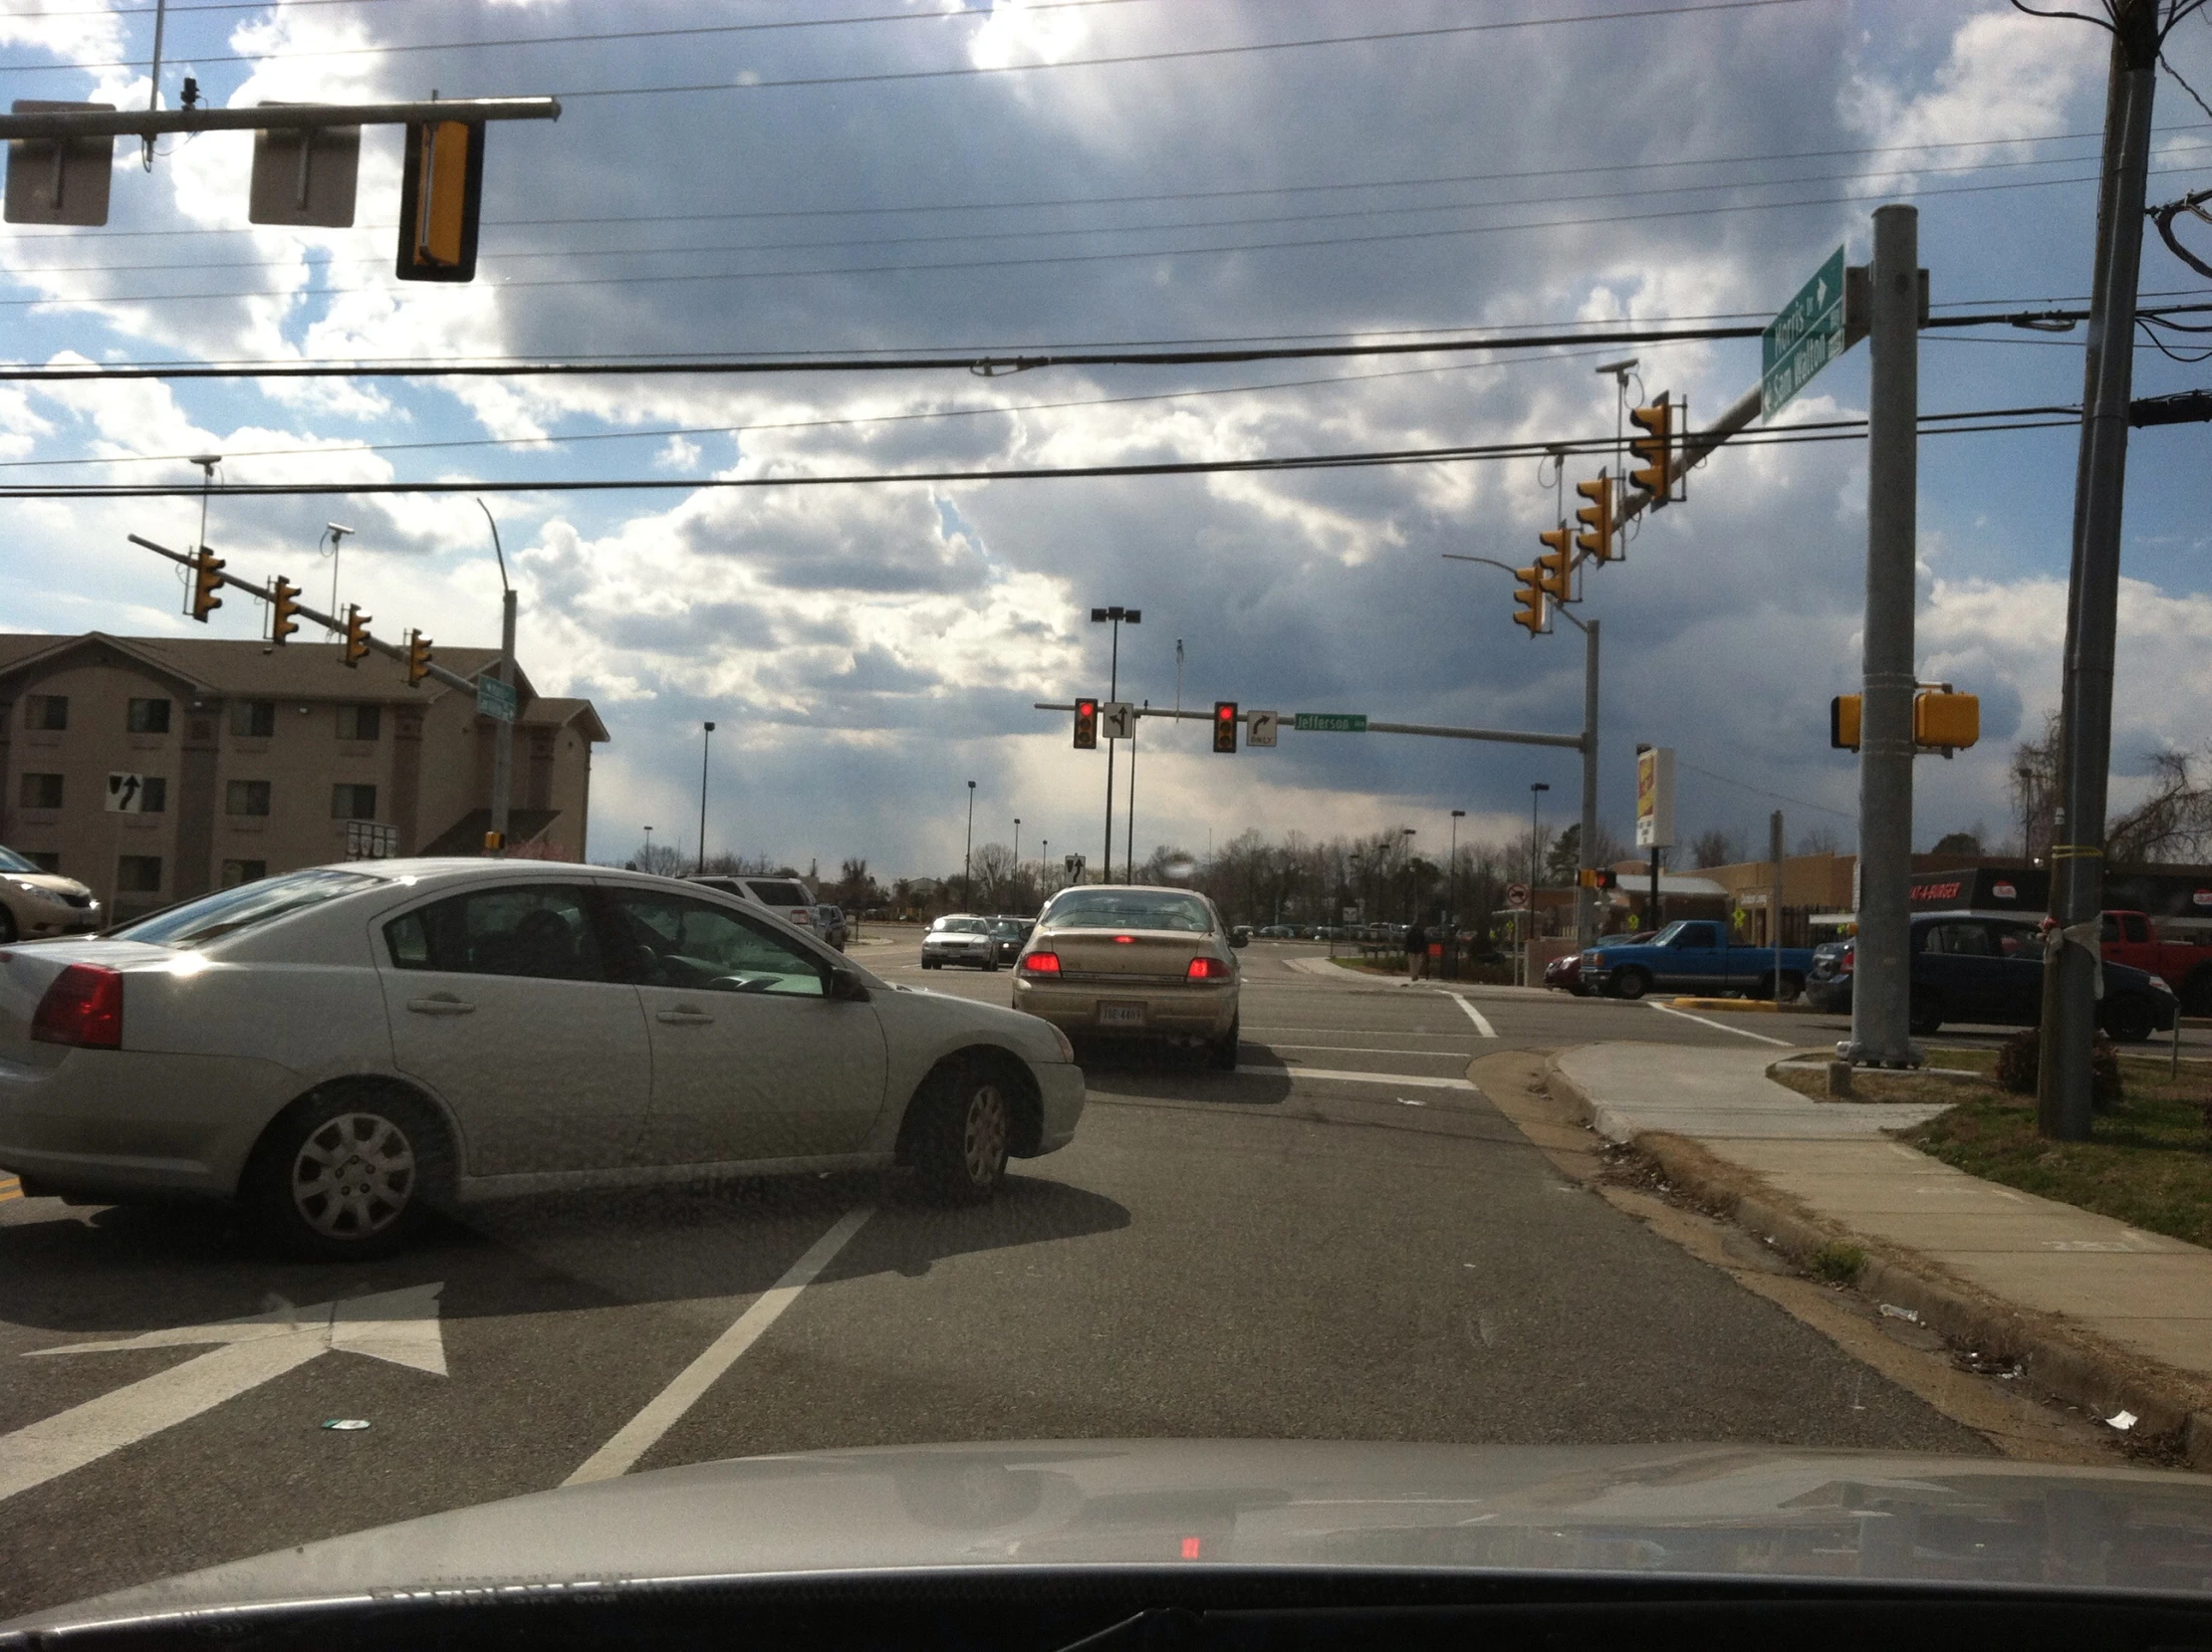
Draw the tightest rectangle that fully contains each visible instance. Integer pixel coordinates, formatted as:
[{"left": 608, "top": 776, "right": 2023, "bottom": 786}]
[
  {"left": 1512, "top": 566, "right": 1546, "bottom": 636},
  {"left": 1574, "top": 472, "right": 1614, "bottom": 561},
  {"left": 1073, "top": 697, "right": 1099, "bottom": 750},
  {"left": 396, "top": 118, "right": 485, "bottom": 282},
  {"left": 1830, "top": 694, "right": 1861, "bottom": 750},
  {"left": 1914, "top": 690, "right": 1979, "bottom": 751},
  {"left": 483, "top": 829, "right": 505, "bottom": 852},
  {"left": 188, "top": 547, "right": 225, "bottom": 621},
  {"left": 405, "top": 628, "right": 433, "bottom": 686},
  {"left": 268, "top": 576, "right": 301, "bottom": 643},
  {"left": 1213, "top": 701, "right": 1239, "bottom": 754},
  {"left": 1536, "top": 526, "right": 1573, "bottom": 601},
  {"left": 1579, "top": 866, "right": 1619, "bottom": 890},
  {"left": 342, "top": 603, "right": 371, "bottom": 667},
  {"left": 1628, "top": 399, "right": 1675, "bottom": 507}
]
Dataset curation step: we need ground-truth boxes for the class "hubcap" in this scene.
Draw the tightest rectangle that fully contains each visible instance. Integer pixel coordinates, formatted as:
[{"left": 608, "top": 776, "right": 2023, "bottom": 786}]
[
  {"left": 291, "top": 1111, "right": 415, "bottom": 1239},
  {"left": 962, "top": 1083, "right": 1009, "bottom": 1185}
]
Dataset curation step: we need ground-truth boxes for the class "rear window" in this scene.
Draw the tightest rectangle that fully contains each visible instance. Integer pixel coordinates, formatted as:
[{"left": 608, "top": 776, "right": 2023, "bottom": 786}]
[
  {"left": 748, "top": 880, "right": 811, "bottom": 906},
  {"left": 934, "top": 917, "right": 989, "bottom": 933},
  {"left": 111, "top": 868, "right": 379, "bottom": 947},
  {"left": 1043, "top": 890, "right": 1215, "bottom": 933}
]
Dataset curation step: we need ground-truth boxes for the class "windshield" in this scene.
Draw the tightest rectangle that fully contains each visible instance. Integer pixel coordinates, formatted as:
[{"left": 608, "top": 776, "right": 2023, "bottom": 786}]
[
  {"left": 1044, "top": 890, "right": 1214, "bottom": 932},
  {"left": 109, "top": 869, "right": 380, "bottom": 947},
  {"left": 15, "top": 1, "right": 2212, "bottom": 1629}
]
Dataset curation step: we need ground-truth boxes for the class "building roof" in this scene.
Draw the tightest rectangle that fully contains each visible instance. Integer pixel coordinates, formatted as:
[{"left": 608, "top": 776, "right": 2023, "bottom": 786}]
[{"left": 0, "top": 632, "right": 602, "bottom": 740}]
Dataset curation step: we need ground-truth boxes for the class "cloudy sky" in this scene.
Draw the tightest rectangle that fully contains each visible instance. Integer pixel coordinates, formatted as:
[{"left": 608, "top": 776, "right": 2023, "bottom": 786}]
[{"left": 3, "top": 0, "right": 2210, "bottom": 879}]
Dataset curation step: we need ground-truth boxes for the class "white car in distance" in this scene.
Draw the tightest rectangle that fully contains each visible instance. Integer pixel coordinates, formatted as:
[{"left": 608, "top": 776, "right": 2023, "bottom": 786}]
[{"left": 0, "top": 860, "right": 1085, "bottom": 1259}]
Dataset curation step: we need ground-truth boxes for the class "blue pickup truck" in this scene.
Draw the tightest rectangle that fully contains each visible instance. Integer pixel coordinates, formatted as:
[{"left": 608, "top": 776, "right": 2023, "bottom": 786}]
[{"left": 1579, "top": 920, "right": 1817, "bottom": 1002}]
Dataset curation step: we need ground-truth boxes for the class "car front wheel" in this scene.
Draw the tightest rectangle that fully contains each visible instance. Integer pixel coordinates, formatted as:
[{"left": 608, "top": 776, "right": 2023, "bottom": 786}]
[
  {"left": 243, "top": 1083, "right": 449, "bottom": 1261},
  {"left": 2102, "top": 995, "right": 2155, "bottom": 1044},
  {"left": 1611, "top": 967, "right": 1650, "bottom": 1001},
  {"left": 907, "top": 1061, "right": 1011, "bottom": 1204}
]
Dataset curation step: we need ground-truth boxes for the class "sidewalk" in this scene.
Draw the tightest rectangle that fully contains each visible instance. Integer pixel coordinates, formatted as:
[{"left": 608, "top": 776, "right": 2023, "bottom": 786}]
[{"left": 1555, "top": 1042, "right": 2212, "bottom": 1467}]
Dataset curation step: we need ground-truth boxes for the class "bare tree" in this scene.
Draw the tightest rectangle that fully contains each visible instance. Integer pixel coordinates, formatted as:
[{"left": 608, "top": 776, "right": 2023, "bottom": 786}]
[
  {"left": 1793, "top": 825, "right": 1843, "bottom": 856},
  {"left": 2107, "top": 751, "right": 2212, "bottom": 863},
  {"left": 1688, "top": 827, "right": 1745, "bottom": 868}
]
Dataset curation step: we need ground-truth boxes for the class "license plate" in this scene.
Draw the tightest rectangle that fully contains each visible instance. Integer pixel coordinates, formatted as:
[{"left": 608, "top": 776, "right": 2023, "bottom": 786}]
[{"left": 1099, "top": 1002, "right": 1146, "bottom": 1028}]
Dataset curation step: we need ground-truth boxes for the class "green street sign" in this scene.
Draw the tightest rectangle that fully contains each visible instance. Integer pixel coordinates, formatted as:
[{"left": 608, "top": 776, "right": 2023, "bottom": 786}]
[
  {"left": 1761, "top": 245, "right": 1846, "bottom": 420},
  {"left": 1293, "top": 712, "right": 1367, "bottom": 733},
  {"left": 475, "top": 673, "right": 517, "bottom": 724}
]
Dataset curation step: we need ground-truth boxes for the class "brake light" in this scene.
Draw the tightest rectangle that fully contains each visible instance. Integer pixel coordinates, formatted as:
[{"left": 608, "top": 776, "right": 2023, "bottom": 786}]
[
  {"left": 32, "top": 964, "right": 123, "bottom": 1049},
  {"left": 1113, "top": 935, "right": 1134, "bottom": 944},
  {"left": 1020, "top": 952, "right": 1062, "bottom": 976},
  {"left": 1837, "top": 946, "right": 1854, "bottom": 975},
  {"left": 1186, "top": 957, "right": 1230, "bottom": 980}
]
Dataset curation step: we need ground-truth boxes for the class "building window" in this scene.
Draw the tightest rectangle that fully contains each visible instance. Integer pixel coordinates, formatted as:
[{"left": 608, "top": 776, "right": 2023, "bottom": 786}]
[
  {"left": 126, "top": 698, "right": 172, "bottom": 735},
  {"left": 220, "top": 859, "right": 267, "bottom": 887},
  {"left": 19, "top": 773, "right": 62, "bottom": 810},
  {"left": 138, "top": 777, "right": 168, "bottom": 813},
  {"left": 336, "top": 704, "right": 381, "bottom": 741},
  {"left": 332, "top": 783, "right": 378, "bottom": 821},
  {"left": 116, "top": 855, "right": 162, "bottom": 893},
  {"left": 25, "top": 695, "right": 66, "bottom": 731},
  {"left": 24, "top": 851, "right": 60, "bottom": 874},
  {"left": 226, "top": 780, "right": 271, "bottom": 817},
  {"left": 230, "top": 700, "right": 277, "bottom": 738}
]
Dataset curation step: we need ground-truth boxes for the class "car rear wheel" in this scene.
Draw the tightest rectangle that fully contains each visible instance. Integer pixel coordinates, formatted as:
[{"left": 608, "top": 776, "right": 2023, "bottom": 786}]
[
  {"left": 1907, "top": 991, "right": 1945, "bottom": 1037},
  {"left": 1611, "top": 967, "right": 1650, "bottom": 1001},
  {"left": 2101, "top": 995, "right": 2155, "bottom": 1044},
  {"left": 1206, "top": 1015, "right": 1240, "bottom": 1071},
  {"left": 907, "top": 1060, "right": 1011, "bottom": 1204},
  {"left": 243, "top": 1083, "right": 450, "bottom": 1261}
]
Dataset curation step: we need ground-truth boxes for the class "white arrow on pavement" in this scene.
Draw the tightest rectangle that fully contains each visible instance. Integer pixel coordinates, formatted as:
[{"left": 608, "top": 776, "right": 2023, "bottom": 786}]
[{"left": 0, "top": 1282, "right": 445, "bottom": 1504}]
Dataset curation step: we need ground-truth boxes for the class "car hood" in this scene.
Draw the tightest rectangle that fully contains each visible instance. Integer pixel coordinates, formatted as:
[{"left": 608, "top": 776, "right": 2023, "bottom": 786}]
[
  {"left": 14, "top": 1439, "right": 2212, "bottom": 1632},
  {"left": 1, "top": 872, "right": 93, "bottom": 900}
]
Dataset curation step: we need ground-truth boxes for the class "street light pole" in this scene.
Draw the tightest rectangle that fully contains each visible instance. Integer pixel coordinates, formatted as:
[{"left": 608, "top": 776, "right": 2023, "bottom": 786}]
[
  {"left": 1090, "top": 606, "right": 1140, "bottom": 882},
  {"left": 476, "top": 500, "right": 515, "bottom": 856},
  {"left": 1013, "top": 817, "right": 1021, "bottom": 889},
  {"left": 1529, "top": 782, "right": 1551, "bottom": 988},
  {"left": 965, "top": 780, "right": 977, "bottom": 908},
  {"left": 696, "top": 722, "right": 715, "bottom": 875},
  {"left": 1449, "top": 809, "right": 1466, "bottom": 934}
]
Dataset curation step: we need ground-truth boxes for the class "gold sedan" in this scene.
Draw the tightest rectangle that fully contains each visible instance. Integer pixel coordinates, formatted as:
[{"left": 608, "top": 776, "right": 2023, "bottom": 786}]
[{"left": 1010, "top": 885, "right": 1244, "bottom": 1068}]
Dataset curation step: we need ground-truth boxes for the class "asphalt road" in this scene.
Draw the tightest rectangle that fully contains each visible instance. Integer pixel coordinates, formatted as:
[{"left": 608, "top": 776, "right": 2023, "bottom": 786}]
[{"left": 0, "top": 942, "right": 2021, "bottom": 1619}]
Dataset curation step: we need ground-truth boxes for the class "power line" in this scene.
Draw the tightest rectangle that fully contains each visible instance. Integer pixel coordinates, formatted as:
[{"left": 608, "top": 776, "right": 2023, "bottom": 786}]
[
  {"left": 1676, "top": 759, "right": 1856, "bottom": 821},
  {"left": 25, "top": 141, "right": 2207, "bottom": 282},
  {"left": 0, "top": 408, "right": 2089, "bottom": 501},
  {"left": 15, "top": 160, "right": 2212, "bottom": 314},
  {"left": 11, "top": 119, "right": 2205, "bottom": 246}
]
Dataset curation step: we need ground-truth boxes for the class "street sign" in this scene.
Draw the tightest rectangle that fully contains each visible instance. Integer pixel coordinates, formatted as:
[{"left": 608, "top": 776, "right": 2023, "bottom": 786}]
[
  {"left": 1248, "top": 709, "right": 1280, "bottom": 747},
  {"left": 1505, "top": 882, "right": 1530, "bottom": 910},
  {"left": 475, "top": 672, "right": 517, "bottom": 723},
  {"left": 1293, "top": 712, "right": 1366, "bottom": 733},
  {"left": 1761, "top": 244, "right": 1846, "bottom": 420},
  {"left": 103, "top": 772, "right": 146, "bottom": 813},
  {"left": 1101, "top": 700, "right": 1134, "bottom": 739}
]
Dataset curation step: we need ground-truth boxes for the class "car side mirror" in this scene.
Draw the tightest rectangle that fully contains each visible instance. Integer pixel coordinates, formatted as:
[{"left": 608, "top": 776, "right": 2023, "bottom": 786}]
[{"left": 827, "top": 968, "right": 870, "bottom": 1003}]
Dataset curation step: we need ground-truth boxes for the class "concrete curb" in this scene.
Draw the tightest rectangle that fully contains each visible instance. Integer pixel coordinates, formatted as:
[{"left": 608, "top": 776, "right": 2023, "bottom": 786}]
[
  {"left": 1543, "top": 1051, "right": 2212, "bottom": 1472},
  {"left": 1668, "top": 997, "right": 1783, "bottom": 1014}
]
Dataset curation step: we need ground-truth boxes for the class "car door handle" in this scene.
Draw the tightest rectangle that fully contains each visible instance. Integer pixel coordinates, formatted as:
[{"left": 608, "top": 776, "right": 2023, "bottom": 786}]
[
  {"left": 406, "top": 994, "right": 476, "bottom": 1016},
  {"left": 656, "top": 1008, "right": 714, "bottom": 1025}
]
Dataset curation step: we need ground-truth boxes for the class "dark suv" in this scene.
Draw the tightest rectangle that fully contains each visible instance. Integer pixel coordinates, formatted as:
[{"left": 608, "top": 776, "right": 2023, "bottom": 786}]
[{"left": 1803, "top": 910, "right": 2176, "bottom": 1041}]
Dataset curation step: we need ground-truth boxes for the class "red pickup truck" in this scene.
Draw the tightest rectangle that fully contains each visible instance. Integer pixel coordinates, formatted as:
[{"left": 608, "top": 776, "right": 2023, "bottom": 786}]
[{"left": 2102, "top": 910, "right": 2212, "bottom": 1014}]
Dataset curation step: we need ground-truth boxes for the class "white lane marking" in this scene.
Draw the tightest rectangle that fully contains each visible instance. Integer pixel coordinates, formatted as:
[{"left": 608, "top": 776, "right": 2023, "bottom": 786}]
[
  {"left": 1444, "top": 994, "right": 1497, "bottom": 1038},
  {"left": 1257, "top": 1043, "right": 1484, "bottom": 1059},
  {"left": 1642, "top": 1000, "right": 1794, "bottom": 1047},
  {"left": 565, "top": 1207, "right": 871, "bottom": 1487},
  {"left": 2, "top": 1284, "right": 445, "bottom": 1504},
  {"left": 1237, "top": 1065, "right": 1475, "bottom": 1090},
  {"left": 1242, "top": 1027, "right": 1483, "bottom": 1038}
]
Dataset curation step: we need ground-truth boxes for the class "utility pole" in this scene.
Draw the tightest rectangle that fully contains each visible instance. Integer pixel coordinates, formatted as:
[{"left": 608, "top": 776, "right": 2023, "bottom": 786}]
[
  {"left": 1126, "top": 701, "right": 1142, "bottom": 883},
  {"left": 1090, "top": 605, "right": 1139, "bottom": 882},
  {"left": 2037, "top": 0, "right": 2172, "bottom": 1139},
  {"left": 964, "top": 780, "right": 977, "bottom": 908},
  {"left": 1843, "top": 203, "right": 1921, "bottom": 1069},
  {"left": 477, "top": 501, "right": 514, "bottom": 856},
  {"left": 1770, "top": 810, "right": 1786, "bottom": 1001},
  {"left": 1528, "top": 785, "right": 1548, "bottom": 986},
  {"left": 696, "top": 722, "right": 715, "bottom": 875}
]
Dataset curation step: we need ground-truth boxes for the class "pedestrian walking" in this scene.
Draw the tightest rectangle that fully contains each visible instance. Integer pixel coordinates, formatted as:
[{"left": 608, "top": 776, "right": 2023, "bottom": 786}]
[{"left": 1404, "top": 913, "right": 1429, "bottom": 983}]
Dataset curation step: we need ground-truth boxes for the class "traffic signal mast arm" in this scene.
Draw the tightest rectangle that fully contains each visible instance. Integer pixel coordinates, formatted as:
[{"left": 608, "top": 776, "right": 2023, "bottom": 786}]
[
  {"left": 127, "top": 534, "right": 478, "bottom": 694},
  {"left": 0, "top": 99, "right": 558, "bottom": 141}
]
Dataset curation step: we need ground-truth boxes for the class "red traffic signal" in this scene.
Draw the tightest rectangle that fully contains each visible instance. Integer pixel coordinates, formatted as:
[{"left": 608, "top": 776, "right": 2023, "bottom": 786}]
[
  {"left": 1073, "top": 697, "right": 1099, "bottom": 750},
  {"left": 1213, "top": 701, "right": 1239, "bottom": 754}
]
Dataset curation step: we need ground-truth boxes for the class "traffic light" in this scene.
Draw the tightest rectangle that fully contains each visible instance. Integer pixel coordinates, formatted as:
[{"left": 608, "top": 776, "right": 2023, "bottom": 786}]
[
  {"left": 1512, "top": 565, "right": 1546, "bottom": 636},
  {"left": 1579, "top": 866, "right": 1619, "bottom": 890},
  {"left": 342, "top": 603, "right": 371, "bottom": 667},
  {"left": 483, "top": 829, "right": 505, "bottom": 853},
  {"left": 1536, "top": 525, "right": 1573, "bottom": 601},
  {"left": 268, "top": 576, "right": 301, "bottom": 644},
  {"left": 188, "top": 547, "right": 224, "bottom": 621},
  {"left": 395, "top": 118, "right": 485, "bottom": 282},
  {"left": 1073, "top": 697, "right": 1099, "bottom": 750},
  {"left": 1830, "top": 694, "right": 1861, "bottom": 751},
  {"left": 1213, "top": 701, "right": 1239, "bottom": 754},
  {"left": 1913, "top": 690, "right": 1980, "bottom": 752},
  {"left": 405, "top": 628, "right": 433, "bottom": 686},
  {"left": 1574, "top": 472, "right": 1615, "bottom": 561},
  {"left": 1628, "top": 398, "right": 1674, "bottom": 508}
]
